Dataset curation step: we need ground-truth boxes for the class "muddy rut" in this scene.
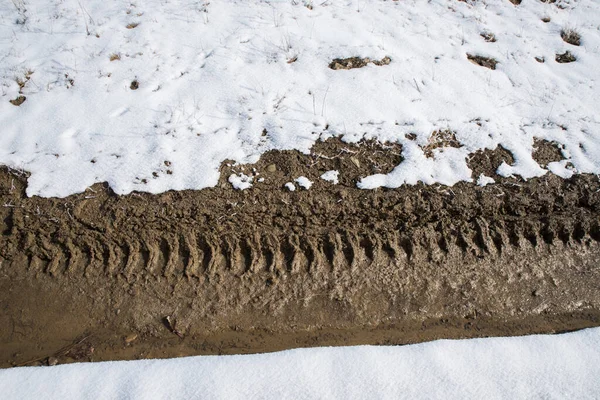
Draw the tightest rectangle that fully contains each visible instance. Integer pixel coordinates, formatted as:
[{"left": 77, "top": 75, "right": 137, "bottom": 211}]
[{"left": 0, "top": 139, "right": 599, "bottom": 367}]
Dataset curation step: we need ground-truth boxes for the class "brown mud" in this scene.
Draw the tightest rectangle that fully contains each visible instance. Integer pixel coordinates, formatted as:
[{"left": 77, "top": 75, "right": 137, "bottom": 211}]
[{"left": 1, "top": 138, "right": 599, "bottom": 368}]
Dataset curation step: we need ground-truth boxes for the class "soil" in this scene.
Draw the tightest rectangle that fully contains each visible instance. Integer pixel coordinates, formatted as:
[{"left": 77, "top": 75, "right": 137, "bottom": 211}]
[
  {"left": 329, "top": 56, "right": 391, "bottom": 70},
  {"left": 1, "top": 138, "right": 599, "bottom": 368},
  {"left": 467, "top": 54, "right": 498, "bottom": 70},
  {"left": 556, "top": 51, "right": 576, "bottom": 63}
]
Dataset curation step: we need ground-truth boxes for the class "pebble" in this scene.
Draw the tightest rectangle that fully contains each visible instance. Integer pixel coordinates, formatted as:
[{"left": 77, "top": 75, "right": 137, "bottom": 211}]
[{"left": 125, "top": 333, "right": 138, "bottom": 344}]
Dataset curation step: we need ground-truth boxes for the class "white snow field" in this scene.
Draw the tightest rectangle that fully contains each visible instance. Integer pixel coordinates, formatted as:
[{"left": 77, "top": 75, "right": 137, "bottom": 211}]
[
  {"left": 1, "top": 328, "right": 599, "bottom": 399},
  {"left": 1, "top": 0, "right": 599, "bottom": 197}
]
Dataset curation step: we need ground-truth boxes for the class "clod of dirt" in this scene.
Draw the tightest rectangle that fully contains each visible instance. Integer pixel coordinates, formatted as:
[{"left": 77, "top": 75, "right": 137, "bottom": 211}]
[
  {"left": 480, "top": 32, "right": 497, "bottom": 42},
  {"left": 508, "top": 0, "right": 521, "bottom": 4},
  {"left": 561, "top": 29, "right": 581, "bottom": 46},
  {"left": 372, "top": 56, "right": 392, "bottom": 66},
  {"left": 220, "top": 137, "right": 402, "bottom": 188},
  {"left": 9, "top": 96, "right": 26, "bottom": 106},
  {"left": 555, "top": 51, "right": 576, "bottom": 63},
  {"left": 535, "top": 56, "right": 545, "bottom": 63},
  {"left": 126, "top": 22, "right": 139, "bottom": 29},
  {"left": 542, "top": 17, "right": 551, "bottom": 23},
  {"left": 110, "top": 53, "right": 121, "bottom": 61},
  {"left": 467, "top": 54, "right": 498, "bottom": 70},
  {"left": 329, "top": 56, "right": 391, "bottom": 70},
  {"left": 423, "top": 129, "right": 461, "bottom": 158},
  {"left": 467, "top": 146, "right": 515, "bottom": 179},
  {"left": 532, "top": 139, "right": 565, "bottom": 168},
  {"left": 130, "top": 80, "right": 139, "bottom": 90}
]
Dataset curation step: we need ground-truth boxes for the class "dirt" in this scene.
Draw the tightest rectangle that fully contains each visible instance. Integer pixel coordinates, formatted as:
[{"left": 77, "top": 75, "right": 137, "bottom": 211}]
[
  {"left": 467, "top": 54, "right": 498, "bottom": 70},
  {"left": 329, "top": 56, "right": 391, "bottom": 70},
  {"left": 556, "top": 51, "right": 576, "bottom": 63},
  {"left": 480, "top": 32, "right": 496, "bottom": 43},
  {"left": 532, "top": 139, "right": 565, "bottom": 168},
  {"left": 9, "top": 96, "right": 26, "bottom": 107},
  {"left": 1, "top": 138, "right": 600, "bottom": 368},
  {"left": 561, "top": 29, "right": 581, "bottom": 46},
  {"left": 423, "top": 129, "right": 462, "bottom": 158}
]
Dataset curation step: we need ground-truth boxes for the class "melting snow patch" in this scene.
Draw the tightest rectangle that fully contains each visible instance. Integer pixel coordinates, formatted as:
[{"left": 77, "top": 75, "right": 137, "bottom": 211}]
[
  {"left": 228, "top": 173, "right": 253, "bottom": 190},
  {"left": 477, "top": 174, "right": 496, "bottom": 187},
  {"left": 295, "top": 176, "right": 313, "bottom": 190},
  {"left": 285, "top": 182, "right": 296, "bottom": 192},
  {"left": 320, "top": 170, "right": 339, "bottom": 185}
]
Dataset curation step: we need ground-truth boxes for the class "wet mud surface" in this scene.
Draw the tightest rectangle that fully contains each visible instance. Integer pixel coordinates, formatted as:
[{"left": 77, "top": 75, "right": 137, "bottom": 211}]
[{"left": 1, "top": 138, "right": 599, "bottom": 367}]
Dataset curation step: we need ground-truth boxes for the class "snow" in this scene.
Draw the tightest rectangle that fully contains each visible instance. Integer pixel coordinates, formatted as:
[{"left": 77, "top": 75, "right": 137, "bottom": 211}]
[
  {"left": 228, "top": 173, "right": 253, "bottom": 190},
  {"left": 1, "top": 0, "right": 599, "bottom": 197},
  {"left": 477, "top": 174, "right": 495, "bottom": 186},
  {"left": 321, "top": 170, "right": 339, "bottom": 184},
  {"left": 295, "top": 176, "right": 313, "bottom": 189},
  {"left": 285, "top": 182, "right": 296, "bottom": 191},
  {"left": 1, "top": 328, "right": 599, "bottom": 399}
]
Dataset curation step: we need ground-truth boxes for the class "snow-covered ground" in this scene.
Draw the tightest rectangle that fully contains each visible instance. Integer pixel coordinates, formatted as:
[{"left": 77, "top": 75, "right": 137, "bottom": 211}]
[
  {"left": 1, "top": 0, "right": 599, "bottom": 197},
  {"left": 0, "top": 328, "right": 599, "bottom": 399}
]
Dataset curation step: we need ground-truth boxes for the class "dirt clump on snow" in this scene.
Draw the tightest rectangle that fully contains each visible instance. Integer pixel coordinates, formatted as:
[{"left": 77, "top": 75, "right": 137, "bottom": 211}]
[
  {"left": 9, "top": 96, "right": 26, "bottom": 106},
  {"left": 561, "top": 29, "right": 581, "bottom": 46},
  {"left": 329, "top": 56, "right": 391, "bottom": 70},
  {"left": 467, "top": 145, "right": 514, "bottom": 179},
  {"left": 532, "top": 139, "right": 565, "bottom": 168},
  {"left": 467, "top": 54, "right": 498, "bottom": 70},
  {"left": 556, "top": 51, "right": 576, "bottom": 63},
  {"left": 423, "top": 129, "right": 462, "bottom": 158},
  {"left": 1, "top": 138, "right": 600, "bottom": 367}
]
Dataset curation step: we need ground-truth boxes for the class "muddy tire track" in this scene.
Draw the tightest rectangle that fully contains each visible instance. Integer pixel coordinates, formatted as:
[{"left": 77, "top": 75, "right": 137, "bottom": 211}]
[{"left": 0, "top": 141, "right": 599, "bottom": 366}]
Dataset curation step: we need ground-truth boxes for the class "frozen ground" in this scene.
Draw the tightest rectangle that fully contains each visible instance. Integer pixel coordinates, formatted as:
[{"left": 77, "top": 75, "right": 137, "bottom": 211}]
[
  {"left": 0, "top": 328, "right": 599, "bottom": 399},
  {"left": 1, "top": 0, "right": 599, "bottom": 197}
]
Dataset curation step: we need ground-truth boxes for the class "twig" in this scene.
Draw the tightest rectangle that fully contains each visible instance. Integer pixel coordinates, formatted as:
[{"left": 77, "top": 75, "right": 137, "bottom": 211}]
[
  {"left": 16, "top": 335, "right": 91, "bottom": 367},
  {"left": 163, "top": 316, "right": 184, "bottom": 338}
]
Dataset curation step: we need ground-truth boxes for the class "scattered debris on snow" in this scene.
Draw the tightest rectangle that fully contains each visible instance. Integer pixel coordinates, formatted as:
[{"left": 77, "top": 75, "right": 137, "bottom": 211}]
[{"left": 0, "top": 0, "right": 599, "bottom": 197}]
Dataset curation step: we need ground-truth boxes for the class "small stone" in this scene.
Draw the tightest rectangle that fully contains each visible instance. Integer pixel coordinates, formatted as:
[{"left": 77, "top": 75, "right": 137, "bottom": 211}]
[
  {"left": 125, "top": 333, "right": 138, "bottom": 344},
  {"left": 350, "top": 157, "right": 360, "bottom": 168},
  {"left": 266, "top": 164, "right": 277, "bottom": 172},
  {"left": 47, "top": 357, "right": 58, "bottom": 366}
]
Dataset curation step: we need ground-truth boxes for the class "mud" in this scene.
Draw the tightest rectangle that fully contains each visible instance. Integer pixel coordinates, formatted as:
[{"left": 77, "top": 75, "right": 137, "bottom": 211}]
[{"left": 1, "top": 138, "right": 600, "bottom": 368}]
